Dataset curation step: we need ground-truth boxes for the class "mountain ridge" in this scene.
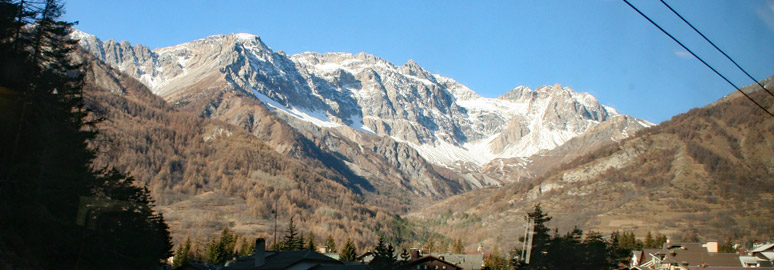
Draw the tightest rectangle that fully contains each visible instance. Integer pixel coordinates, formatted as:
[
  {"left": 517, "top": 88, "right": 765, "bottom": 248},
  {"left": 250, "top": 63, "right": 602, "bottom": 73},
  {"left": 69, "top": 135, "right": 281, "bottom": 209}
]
[{"left": 72, "top": 30, "right": 651, "bottom": 178}]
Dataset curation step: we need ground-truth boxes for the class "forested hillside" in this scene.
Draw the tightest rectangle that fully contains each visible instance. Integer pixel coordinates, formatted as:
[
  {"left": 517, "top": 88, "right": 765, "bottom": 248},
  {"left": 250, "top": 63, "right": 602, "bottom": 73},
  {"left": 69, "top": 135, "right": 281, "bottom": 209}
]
[
  {"left": 81, "top": 54, "right": 422, "bottom": 250},
  {"left": 410, "top": 77, "right": 774, "bottom": 251}
]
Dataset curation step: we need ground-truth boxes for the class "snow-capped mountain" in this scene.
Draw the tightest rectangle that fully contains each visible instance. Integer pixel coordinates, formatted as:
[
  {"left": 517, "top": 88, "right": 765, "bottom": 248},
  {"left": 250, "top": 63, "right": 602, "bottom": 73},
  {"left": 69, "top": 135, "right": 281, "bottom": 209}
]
[{"left": 74, "top": 30, "right": 652, "bottom": 182}]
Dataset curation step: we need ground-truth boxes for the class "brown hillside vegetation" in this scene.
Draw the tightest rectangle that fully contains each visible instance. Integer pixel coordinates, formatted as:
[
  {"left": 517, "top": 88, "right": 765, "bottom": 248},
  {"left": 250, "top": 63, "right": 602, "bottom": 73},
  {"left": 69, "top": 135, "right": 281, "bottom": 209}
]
[
  {"left": 171, "top": 78, "right": 472, "bottom": 204},
  {"left": 177, "top": 86, "right": 467, "bottom": 207},
  {"left": 81, "top": 56, "right": 417, "bottom": 251},
  {"left": 408, "top": 77, "right": 774, "bottom": 251}
]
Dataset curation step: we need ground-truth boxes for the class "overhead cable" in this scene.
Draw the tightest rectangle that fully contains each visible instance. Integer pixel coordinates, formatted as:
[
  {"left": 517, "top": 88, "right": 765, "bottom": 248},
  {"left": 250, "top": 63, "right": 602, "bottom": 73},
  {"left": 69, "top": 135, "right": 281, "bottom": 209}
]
[
  {"left": 622, "top": 0, "right": 774, "bottom": 118},
  {"left": 659, "top": 0, "right": 774, "bottom": 98}
]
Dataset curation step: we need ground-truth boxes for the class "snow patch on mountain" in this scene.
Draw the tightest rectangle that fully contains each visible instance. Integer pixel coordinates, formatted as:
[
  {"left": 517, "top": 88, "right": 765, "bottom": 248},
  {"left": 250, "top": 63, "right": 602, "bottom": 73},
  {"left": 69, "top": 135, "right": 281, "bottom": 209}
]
[
  {"left": 348, "top": 115, "right": 375, "bottom": 134},
  {"left": 638, "top": 119, "right": 653, "bottom": 127},
  {"left": 395, "top": 134, "right": 501, "bottom": 166},
  {"left": 253, "top": 89, "right": 341, "bottom": 128},
  {"left": 75, "top": 30, "right": 650, "bottom": 171}
]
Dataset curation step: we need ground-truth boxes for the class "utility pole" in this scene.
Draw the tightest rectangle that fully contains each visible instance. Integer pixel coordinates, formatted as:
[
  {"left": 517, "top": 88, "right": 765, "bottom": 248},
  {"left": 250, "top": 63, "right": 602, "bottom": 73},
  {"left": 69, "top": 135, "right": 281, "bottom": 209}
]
[
  {"left": 273, "top": 200, "right": 278, "bottom": 251},
  {"left": 521, "top": 217, "right": 534, "bottom": 264},
  {"left": 521, "top": 217, "right": 529, "bottom": 260}
]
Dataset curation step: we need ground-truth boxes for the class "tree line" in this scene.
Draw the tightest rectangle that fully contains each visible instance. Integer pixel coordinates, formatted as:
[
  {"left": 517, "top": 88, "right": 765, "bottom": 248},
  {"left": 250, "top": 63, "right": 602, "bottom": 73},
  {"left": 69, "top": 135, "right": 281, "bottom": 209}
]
[
  {"left": 172, "top": 206, "right": 665, "bottom": 270},
  {"left": 502, "top": 204, "right": 662, "bottom": 270},
  {"left": 172, "top": 217, "right": 360, "bottom": 267}
]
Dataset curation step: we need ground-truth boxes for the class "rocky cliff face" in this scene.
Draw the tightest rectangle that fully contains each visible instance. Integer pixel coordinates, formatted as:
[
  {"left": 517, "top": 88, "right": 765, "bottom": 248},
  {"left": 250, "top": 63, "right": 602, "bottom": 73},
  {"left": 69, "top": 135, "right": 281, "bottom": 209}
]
[{"left": 74, "top": 30, "right": 651, "bottom": 191}]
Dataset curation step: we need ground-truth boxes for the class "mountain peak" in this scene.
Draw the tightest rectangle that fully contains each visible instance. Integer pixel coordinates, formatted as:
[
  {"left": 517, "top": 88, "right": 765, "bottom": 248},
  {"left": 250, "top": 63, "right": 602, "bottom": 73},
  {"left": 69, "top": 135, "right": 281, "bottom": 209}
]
[
  {"left": 535, "top": 83, "right": 564, "bottom": 93},
  {"left": 164, "top": 33, "right": 269, "bottom": 52},
  {"left": 399, "top": 59, "right": 434, "bottom": 81},
  {"left": 497, "top": 86, "right": 532, "bottom": 101},
  {"left": 70, "top": 29, "right": 102, "bottom": 54},
  {"left": 227, "top": 33, "right": 270, "bottom": 51},
  {"left": 233, "top": 32, "right": 260, "bottom": 40},
  {"left": 70, "top": 29, "right": 96, "bottom": 42}
]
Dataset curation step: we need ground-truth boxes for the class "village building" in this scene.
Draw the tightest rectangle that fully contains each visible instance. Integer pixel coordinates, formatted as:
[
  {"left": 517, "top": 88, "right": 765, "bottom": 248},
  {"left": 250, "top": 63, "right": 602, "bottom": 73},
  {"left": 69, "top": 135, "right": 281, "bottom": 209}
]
[
  {"left": 175, "top": 239, "right": 367, "bottom": 270},
  {"left": 428, "top": 253, "right": 484, "bottom": 270},
  {"left": 404, "top": 250, "right": 462, "bottom": 270},
  {"left": 739, "top": 243, "right": 774, "bottom": 268},
  {"left": 175, "top": 262, "right": 221, "bottom": 270},
  {"left": 631, "top": 242, "right": 743, "bottom": 269}
]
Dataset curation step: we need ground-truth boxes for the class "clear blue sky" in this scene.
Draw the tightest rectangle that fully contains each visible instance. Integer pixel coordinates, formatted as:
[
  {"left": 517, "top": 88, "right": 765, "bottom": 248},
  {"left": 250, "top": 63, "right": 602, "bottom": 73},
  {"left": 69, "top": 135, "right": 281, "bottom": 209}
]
[{"left": 63, "top": 0, "right": 774, "bottom": 123}]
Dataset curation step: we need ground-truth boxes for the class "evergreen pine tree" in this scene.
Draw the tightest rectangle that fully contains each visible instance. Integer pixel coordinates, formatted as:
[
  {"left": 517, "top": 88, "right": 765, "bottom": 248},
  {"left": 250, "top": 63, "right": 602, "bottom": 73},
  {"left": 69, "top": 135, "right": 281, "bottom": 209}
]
[
  {"left": 203, "top": 227, "right": 238, "bottom": 265},
  {"left": 608, "top": 231, "right": 628, "bottom": 264},
  {"left": 545, "top": 228, "right": 580, "bottom": 270},
  {"left": 370, "top": 237, "right": 397, "bottom": 270},
  {"left": 204, "top": 238, "right": 225, "bottom": 265},
  {"left": 513, "top": 206, "right": 620, "bottom": 270},
  {"left": 223, "top": 227, "right": 239, "bottom": 258},
  {"left": 582, "top": 231, "right": 615, "bottom": 269},
  {"left": 656, "top": 234, "right": 667, "bottom": 249},
  {"left": 239, "top": 237, "right": 256, "bottom": 256},
  {"left": 644, "top": 231, "right": 653, "bottom": 248},
  {"left": 609, "top": 230, "right": 646, "bottom": 265},
  {"left": 307, "top": 232, "right": 317, "bottom": 251},
  {"left": 0, "top": 1, "right": 172, "bottom": 268},
  {"left": 173, "top": 237, "right": 192, "bottom": 268},
  {"left": 325, "top": 235, "right": 337, "bottom": 253},
  {"left": 513, "top": 204, "right": 553, "bottom": 269},
  {"left": 281, "top": 217, "right": 302, "bottom": 250},
  {"left": 340, "top": 238, "right": 357, "bottom": 261}
]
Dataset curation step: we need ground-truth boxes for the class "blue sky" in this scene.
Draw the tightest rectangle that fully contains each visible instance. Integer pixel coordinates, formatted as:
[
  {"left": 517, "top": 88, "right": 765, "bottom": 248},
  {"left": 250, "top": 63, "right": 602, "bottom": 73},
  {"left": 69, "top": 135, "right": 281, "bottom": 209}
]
[{"left": 63, "top": 0, "right": 774, "bottom": 123}]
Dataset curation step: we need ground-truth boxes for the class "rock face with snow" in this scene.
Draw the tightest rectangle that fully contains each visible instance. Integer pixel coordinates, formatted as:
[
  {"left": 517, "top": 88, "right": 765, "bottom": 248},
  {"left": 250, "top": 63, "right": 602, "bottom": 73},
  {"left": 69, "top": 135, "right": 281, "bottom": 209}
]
[{"left": 75, "top": 30, "right": 652, "bottom": 190}]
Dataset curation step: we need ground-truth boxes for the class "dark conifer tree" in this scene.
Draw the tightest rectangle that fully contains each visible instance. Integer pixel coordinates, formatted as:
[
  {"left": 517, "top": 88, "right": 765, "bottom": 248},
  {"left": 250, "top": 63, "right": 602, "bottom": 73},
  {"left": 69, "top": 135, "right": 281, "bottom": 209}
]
[
  {"left": 656, "top": 234, "right": 667, "bottom": 248},
  {"left": 0, "top": 0, "right": 172, "bottom": 268},
  {"left": 325, "top": 234, "right": 337, "bottom": 253},
  {"left": 298, "top": 233, "right": 305, "bottom": 250},
  {"left": 644, "top": 231, "right": 655, "bottom": 248},
  {"left": 513, "top": 204, "right": 553, "bottom": 269},
  {"left": 582, "top": 231, "right": 615, "bottom": 269},
  {"left": 370, "top": 237, "right": 397, "bottom": 270},
  {"left": 340, "top": 238, "right": 357, "bottom": 261},
  {"left": 513, "top": 206, "right": 619, "bottom": 270},
  {"left": 204, "top": 227, "right": 238, "bottom": 265},
  {"left": 173, "top": 237, "right": 193, "bottom": 268},
  {"left": 281, "top": 217, "right": 303, "bottom": 250},
  {"left": 306, "top": 231, "right": 317, "bottom": 251},
  {"left": 238, "top": 237, "right": 256, "bottom": 256}
]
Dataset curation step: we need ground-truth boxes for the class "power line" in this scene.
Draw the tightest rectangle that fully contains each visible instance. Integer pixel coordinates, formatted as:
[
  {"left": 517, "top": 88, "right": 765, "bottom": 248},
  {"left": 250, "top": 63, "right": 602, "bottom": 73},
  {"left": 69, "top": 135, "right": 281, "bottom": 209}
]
[
  {"left": 622, "top": 0, "right": 774, "bottom": 118},
  {"left": 659, "top": 0, "right": 774, "bottom": 98}
]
